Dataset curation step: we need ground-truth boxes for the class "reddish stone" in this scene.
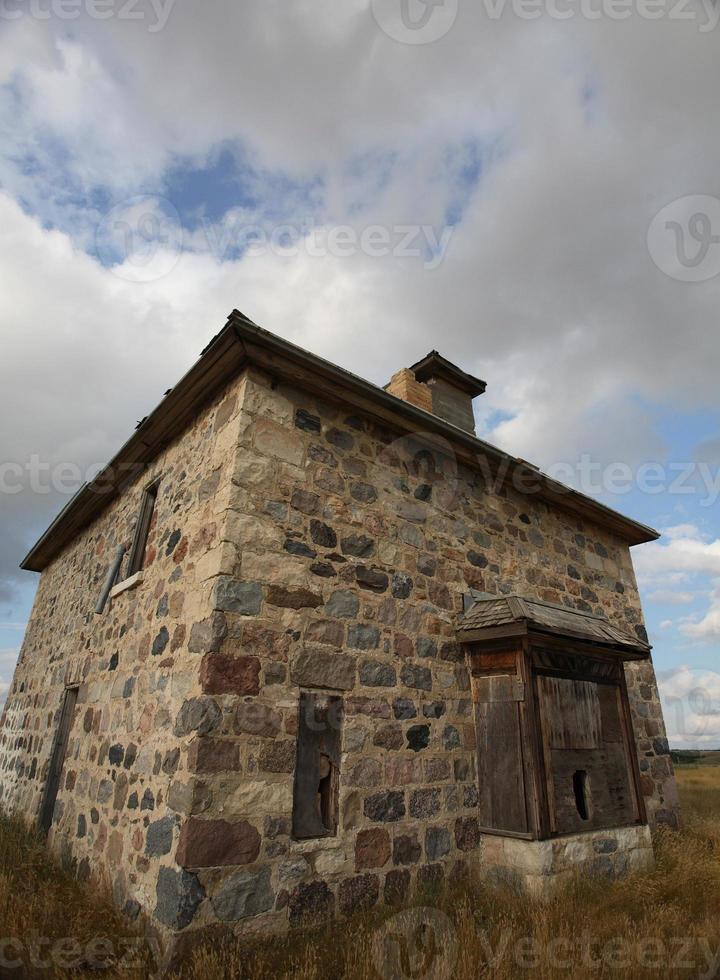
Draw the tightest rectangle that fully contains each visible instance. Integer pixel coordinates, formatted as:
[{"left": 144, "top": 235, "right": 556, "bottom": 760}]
[
  {"left": 373, "top": 725, "right": 404, "bottom": 750},
  {"left": 173, "top": 537, "right": 189, "bottom": 564},
  {"left": 200, "top": 653, "right": 260, "bottom": 696},
  {"left": 241, "top": 623, "right": 291, "bottom": 660},
  {"left": 355, "top": 828, "right": 391, "bottom": 870},
  {"left": 189, "top": 738, "right": 240, "bottom": 774},
  {"left": 393, "top": 634, "right": 414, "bottom": 658},
  {"left": 305, "top": 620, "right": 345, "bottom": 648},
  {"left": 176, "top": 818, "right": 260, "bottom": 868},
  {"left": 385, "top": 757, "right": 423, "bottom": 785}
]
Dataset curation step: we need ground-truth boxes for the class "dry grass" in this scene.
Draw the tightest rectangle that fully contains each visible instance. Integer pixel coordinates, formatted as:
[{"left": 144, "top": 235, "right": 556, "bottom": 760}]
[{"left": 2, "top": 768, "right": 720, "bottom": 979}]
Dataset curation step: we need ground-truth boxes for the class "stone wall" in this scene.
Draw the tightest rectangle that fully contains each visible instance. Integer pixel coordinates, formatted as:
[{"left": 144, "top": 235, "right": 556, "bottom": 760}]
[
  {"left": 166, "top": 367, "right": 677, "bottom": 937},
  {"left": 0, "top": 361, "right": 679, "bottom": 943},
  {"left": 0, "top": 374, "right": 248, "bottom": 923}
]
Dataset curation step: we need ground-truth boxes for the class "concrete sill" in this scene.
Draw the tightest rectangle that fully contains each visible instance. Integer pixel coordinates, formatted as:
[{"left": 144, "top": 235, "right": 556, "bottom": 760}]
[{"left": 110, "top": 571, "right": 144, "bottom": 599}]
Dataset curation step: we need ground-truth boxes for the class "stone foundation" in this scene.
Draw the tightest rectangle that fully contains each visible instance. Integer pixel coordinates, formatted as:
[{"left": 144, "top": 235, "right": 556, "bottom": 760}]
[{"left": 481, "top": 825, "right": 654, "bottom": 895}]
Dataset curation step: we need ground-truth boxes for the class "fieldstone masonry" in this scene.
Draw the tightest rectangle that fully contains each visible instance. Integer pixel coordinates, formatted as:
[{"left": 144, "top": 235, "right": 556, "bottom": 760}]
[{"left": 0, "top": 328, "right": 679, "bottom": 945}]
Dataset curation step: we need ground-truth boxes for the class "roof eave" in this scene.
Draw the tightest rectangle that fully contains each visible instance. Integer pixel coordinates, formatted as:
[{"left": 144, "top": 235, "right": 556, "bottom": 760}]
[{"left": 20, "top": 309, "right": 660, "bottom": 572}]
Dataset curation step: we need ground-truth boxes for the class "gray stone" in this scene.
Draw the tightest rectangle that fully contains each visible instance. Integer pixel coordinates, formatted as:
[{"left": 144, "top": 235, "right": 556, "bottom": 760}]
[
  {"left": 341, "top": 534, "right": 375, "bottom": 558},
  {"left": 391, "top": 573, "right": 413, "bottom": 599},
  {"left": 324, "top": 590, "right": 360, "bottom": 619},
  {"left": 174, "top": 697, "right": 222, "bottom": 737},
  {"left": 213, "top": 577, "right": 263, "bottom": 616},
  {"left": 400, "top": 663, "right": 432, "bottom": 691},
  {"left": 154, "top": 867, "right": 205, "bottom": 930},
  {"left": 359, "top": 661, "right": 396, "bottom": 687},
  {"left": 145, "top": 815, "right": 176, "bottom": 857},
  {"left": 443, "top": 725, "right": 461, "bottom": 750},
  {"left": 425, "top": 827, "right": 452, "bottom": 861},
  {"left": 364, "top": 790, "right": 406, "bottom": 823},
  {"left": 348, "top": 624, "right": 380, "bottom": 650},
  {"left": 393, "top": 698, "right": 417, "bottom": 720},
  {"left": 211, "top": 866, "right": 274, "bottom": 921},
  {"left": 188, "top": 612, "right": 227, "bottom": 654},
  {"left": 410, "top": 788, "right": 441, "bottom": 818},
  {"left": 151, "top": 627, "right": 169, "bottom": 657}
]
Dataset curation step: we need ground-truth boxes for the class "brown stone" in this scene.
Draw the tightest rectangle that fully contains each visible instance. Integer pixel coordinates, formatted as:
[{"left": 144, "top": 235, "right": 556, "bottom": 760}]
[
  {"left": 266, "top": 586, "right": 323, "bottom": 610},
  {"left": 259, "top": 740, "right": 295, "bottom": 773},
  {"left": 305, "top": 620, "right": 345, "bottom": 648},
  {"left": 454, "top": 816, "right": 480, "bottom": 851},
  {"left": 291, "top": 649, "right": 356, "bottom": 691},
  {"left": 338, "top": 874, "right": 379, "bottom": 916},
  {"left": 200, "top": 653, "right": 260, "bottom": 696},
  {"left": 384, "top": 868, "right": 410, "bottom": 906},
  {"left": 176, "top": 818, "right": 261, "bottom": 868},
  {"left": 189, "top": 739, "right": 240, "bottom": 774},
  {"left": 372, "top": 725, "right": 404, "bottom": 750},
  {"left": 355, "top": 828, "right": 391, "bottom": 870}
]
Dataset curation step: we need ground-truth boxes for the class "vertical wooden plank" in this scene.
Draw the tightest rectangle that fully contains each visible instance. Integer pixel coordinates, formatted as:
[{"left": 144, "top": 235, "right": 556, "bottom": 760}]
[
  {"left": 617, "top": 669, "right": 647, "bottom": 825},
  {"left": 475, "top": 699, "right": 527, "bottom": 834},
  {"left": 38, "top": 687, "right": 78, "bottom": 835},
  {"left": 518, "top": 642, "right": 545, "bottom": 839}
]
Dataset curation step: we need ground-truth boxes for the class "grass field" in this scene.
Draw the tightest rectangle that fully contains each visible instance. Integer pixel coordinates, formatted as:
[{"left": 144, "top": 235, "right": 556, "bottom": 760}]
[{"left": 1, "top": 767, "right": 719, "bottom": 979}]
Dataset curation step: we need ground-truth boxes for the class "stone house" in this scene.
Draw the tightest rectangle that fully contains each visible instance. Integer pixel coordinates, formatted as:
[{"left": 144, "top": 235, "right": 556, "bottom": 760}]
[{"left": 0, "top": 309, "right": 679, "bottom": 945}]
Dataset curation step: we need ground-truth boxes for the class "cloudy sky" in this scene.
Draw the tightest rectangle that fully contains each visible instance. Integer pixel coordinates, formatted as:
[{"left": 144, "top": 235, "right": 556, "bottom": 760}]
[{"left": 1, "top": 0, "right": 719, "bottom": 744}]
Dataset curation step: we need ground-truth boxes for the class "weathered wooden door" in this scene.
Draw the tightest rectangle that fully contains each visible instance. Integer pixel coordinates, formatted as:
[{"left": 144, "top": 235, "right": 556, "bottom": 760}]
[{"left": 38, "top": 686, "right": 78, "bottom": 834}]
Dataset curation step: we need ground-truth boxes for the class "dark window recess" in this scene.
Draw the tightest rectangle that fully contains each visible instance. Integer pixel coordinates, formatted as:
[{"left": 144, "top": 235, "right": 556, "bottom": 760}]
[
  {"left": 573, "top": 770, "right": 590, "bottom": 821},
  {"left": 292, "top": 692, "right": 343, "bottom": 839},
  {"left": 38, "top": 686, "right": 79, "bottom": 834},
  {"left": 126, "top": 481, "right": 159, "bottom": 576}
]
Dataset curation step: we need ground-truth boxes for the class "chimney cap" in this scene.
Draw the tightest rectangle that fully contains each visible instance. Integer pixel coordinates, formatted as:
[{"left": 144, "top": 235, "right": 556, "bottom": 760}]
[{"left": 409, "top": 350, "right": 486, "bottom": 397}]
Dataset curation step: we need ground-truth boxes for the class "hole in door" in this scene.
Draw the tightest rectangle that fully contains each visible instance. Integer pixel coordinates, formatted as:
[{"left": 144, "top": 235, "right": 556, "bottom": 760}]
[
  {"left": 573, "top": 769, "right": 590, "bottom": 821},
  {"left": 38, "top": 686, "right": 78, "bottom": 835}
]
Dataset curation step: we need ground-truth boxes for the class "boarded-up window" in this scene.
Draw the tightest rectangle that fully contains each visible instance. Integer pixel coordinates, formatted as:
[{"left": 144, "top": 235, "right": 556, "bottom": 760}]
[
  {"left": 126, "top": 481, "right": 159, "bottom": 576},
  {"left": 292, "top": 692, "right": 343, "bottom": 840}
]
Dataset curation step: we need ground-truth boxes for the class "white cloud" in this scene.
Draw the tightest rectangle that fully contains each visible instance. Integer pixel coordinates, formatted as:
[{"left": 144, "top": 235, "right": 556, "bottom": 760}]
[
  {"left": 660, "top": 620, "right": 673, "bottom": 629},
  {"left": 658, "top": 665, "right": 720, "bottom": 748},
  {"left": 647, "top": 590, "right": 696, "bottom": 606}
]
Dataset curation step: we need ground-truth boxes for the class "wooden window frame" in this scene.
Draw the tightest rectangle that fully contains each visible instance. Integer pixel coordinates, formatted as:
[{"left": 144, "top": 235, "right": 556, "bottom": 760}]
[{"left": 126, "top": 480, "right": 159, "bottom": 577}]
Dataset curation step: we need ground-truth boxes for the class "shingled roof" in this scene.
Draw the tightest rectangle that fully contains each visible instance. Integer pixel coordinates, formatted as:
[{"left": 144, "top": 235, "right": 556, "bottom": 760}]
[{"left": 457, "top": 594, "right": 650, "bottom": 658}]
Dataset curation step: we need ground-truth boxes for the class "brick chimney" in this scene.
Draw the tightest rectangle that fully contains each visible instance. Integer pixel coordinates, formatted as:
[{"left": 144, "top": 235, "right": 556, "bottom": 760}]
[{"left": 385, "top": 352, "right": 486, "bottom": 435}]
